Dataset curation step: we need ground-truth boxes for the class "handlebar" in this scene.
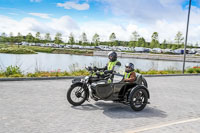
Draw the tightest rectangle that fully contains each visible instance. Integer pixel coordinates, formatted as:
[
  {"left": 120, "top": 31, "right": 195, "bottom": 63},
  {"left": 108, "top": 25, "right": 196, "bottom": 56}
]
[{"left": 85, "top": 66, "right": 112, "bottom": 79}]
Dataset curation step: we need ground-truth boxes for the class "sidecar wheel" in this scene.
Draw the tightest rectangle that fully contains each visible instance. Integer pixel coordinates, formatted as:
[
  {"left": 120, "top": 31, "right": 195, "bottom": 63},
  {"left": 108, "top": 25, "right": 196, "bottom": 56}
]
[
  {"left": 129, "top": 87, "right": 148, "bottom": 111},
  {"left": 67, "top": 84, "right": 87, "bottom": 106}
]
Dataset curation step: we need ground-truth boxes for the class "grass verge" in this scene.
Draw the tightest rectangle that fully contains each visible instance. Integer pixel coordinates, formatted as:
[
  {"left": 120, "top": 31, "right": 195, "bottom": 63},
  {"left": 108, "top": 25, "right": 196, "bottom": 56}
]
[{"left": 0, "top": 65, "right": 200, "bottom": 78}]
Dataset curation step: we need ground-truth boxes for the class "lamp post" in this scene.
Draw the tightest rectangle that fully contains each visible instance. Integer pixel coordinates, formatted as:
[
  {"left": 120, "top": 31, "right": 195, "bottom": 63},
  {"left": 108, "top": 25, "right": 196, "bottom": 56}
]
[{"left": 183, "top": 0, "right": 192, "bottom": 74}]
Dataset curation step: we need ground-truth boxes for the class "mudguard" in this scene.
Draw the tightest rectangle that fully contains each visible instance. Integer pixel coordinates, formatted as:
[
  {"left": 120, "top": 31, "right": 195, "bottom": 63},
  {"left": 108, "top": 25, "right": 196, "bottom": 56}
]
[
  {"left": 70, "top": 82, "right": 89, "bottom": 99},
  {"left": 129, "top": 85, "right": 150, "bottom": 99},
  {"left": 72, "top": 77, "right": 82, "bottom": 83}
]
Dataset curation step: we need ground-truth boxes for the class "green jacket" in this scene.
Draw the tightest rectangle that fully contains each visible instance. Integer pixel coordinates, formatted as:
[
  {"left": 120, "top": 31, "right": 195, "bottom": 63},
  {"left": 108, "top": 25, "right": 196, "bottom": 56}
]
[
  {"left": 124, "top": 71, "right": 134, "bottom": 79},
  {"left": 107, "top": 60, "right": 120, "bottom": 70}
]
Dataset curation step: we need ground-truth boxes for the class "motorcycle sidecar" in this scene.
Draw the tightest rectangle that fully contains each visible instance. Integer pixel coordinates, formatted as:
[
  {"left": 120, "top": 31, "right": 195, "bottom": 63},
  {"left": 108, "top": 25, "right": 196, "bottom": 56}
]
[{"left": 91, "top": 73, "right": 150, "bottom": 111}]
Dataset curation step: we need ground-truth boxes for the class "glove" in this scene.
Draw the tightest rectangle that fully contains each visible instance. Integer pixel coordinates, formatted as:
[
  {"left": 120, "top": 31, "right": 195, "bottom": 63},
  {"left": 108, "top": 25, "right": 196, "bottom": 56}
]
[
  {"left": 104, "top": 70, "right": 113, "bottom": 74},
  {"left": 93, "top": 66, "right": 97, "bottom": 72}
]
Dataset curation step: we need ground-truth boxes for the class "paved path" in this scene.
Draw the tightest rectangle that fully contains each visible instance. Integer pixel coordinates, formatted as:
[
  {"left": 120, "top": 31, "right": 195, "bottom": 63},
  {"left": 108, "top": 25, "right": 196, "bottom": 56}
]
[{"left": 0, "top": 76, "right": 200, "bottom": 133}]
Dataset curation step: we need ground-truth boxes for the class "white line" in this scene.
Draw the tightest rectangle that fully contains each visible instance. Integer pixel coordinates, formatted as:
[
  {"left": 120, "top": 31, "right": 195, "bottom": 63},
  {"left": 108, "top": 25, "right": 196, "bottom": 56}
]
[{"left": 127, "top": 117, "right": 200, "bottom": 133}]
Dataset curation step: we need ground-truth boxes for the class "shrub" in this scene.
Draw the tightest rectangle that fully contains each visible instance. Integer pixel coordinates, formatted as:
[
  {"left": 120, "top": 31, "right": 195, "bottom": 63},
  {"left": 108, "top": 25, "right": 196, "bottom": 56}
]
[
  {"left": 71, "top": 69, "right": 89, "bottom": 76},
  {"left": 27, "top": 73, "right": 38, "bottom": 77},
  {"left": 135, "top": 69, "right": 140, "bottom": 73},
  {"left": 186, "top": 68, "right": 195, "bottom": 73},
  {"left": 4, "top": 66, "right": 22, "bottom": 77},
  {"left": 9, "top": 74, "right": 23, "bottom": 77},
  {"left": 195, "top": 68, "right": 200, "bottom": 73},
  {"left": 146, "top": 70, "right": 159, "bottom": 75}
]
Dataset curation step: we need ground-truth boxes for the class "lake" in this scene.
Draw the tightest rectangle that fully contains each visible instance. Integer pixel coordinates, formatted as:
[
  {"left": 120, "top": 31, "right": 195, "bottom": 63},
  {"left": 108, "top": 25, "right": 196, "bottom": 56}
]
[{"left": 1, "top": 53, "right": 199, "bottom": 73}]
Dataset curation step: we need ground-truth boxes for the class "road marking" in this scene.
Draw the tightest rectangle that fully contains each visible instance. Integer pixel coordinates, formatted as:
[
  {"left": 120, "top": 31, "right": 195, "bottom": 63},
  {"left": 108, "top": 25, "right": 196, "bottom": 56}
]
[{"left": 127, "top": 117, "right": 200, "bottom": 133}]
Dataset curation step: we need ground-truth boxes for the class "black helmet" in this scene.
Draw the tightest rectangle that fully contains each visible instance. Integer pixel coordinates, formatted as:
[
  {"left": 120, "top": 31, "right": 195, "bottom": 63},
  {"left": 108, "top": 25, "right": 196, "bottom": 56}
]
[
  {"left": 108, "top": 51, "right": 117, "bottom": 62},
  {"left": 125, "top": 63, "right": 134, "bottom": 73}
]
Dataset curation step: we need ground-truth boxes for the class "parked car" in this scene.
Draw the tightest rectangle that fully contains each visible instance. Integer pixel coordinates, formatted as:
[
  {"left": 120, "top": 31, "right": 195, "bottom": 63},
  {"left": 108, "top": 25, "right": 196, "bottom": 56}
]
[
  {"left": 65, "top": 45, "right": 72, "bottom": 48},
  {"left": 173, "top": 49, "right": 189, "bottom": 54},
  {"left": 188, "top": 49, "right": 196, "bottom": 54},
  {"left": 163, "top": 49, "right": 173, "bottom": 54},
  {"left": 134, "top": 47, "right": 145, "bottom": 52},
  {"left": 152, "top": 48, "right": 162, "bottom": 53},
  {"left": 196, "top": 51, "right": 200, "bottom": 55},
  {"left": 144, "top": 48, "right": 151, "bottom": 53},
  {"left": 21, "top": 41, "right": 29, "bottom": 46}
]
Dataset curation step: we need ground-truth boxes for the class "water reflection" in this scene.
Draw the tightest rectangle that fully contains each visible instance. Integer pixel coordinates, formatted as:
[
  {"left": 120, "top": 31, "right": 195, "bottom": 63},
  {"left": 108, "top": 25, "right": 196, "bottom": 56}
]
[{"left": 1, "top": 53, "right": 199, "bottom": 73}]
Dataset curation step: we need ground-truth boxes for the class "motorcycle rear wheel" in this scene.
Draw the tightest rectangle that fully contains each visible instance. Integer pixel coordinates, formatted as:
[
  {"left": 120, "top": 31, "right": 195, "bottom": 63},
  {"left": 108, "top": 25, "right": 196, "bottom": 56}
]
[{"left": 67, "top": 84, "right": 87, "bottom": 106}]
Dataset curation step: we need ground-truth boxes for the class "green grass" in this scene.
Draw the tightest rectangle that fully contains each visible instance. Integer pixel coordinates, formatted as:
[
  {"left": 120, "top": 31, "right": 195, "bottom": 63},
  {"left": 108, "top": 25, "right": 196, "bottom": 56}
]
[
  {"left": 22, "top": 46, "right": 53, "bottom": 53},
  {"left": 0, "top": 47, "right": 36, "bottom": 54},
  {"left": 52, "top": 49, "right": 93, "bottom": 55},
  {"left": 0, "top": 44, "right": 93, "bottom": 55},
  {"left": 0, "top": 65, "right": 90, "bottom": 78}
]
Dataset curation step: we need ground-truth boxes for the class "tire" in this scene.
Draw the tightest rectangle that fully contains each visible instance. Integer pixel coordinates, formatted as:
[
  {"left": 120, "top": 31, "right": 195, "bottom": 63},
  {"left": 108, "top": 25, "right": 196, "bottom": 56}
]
[
  {"left": 67, "top": 84, "right": 88, "bottom": 106},
  {"left": 141, "top": 77, "right": 148, "bottom": 88},
  {"left": 129, "top": 87, "right": 148, "bottom": 111}
]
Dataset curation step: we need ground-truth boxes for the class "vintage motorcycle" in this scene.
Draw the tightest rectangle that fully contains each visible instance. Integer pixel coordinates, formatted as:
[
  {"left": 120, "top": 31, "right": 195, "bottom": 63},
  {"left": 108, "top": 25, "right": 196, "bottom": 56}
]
[{"left": 67, "top": 66, "right": 150, "bottom": 111}]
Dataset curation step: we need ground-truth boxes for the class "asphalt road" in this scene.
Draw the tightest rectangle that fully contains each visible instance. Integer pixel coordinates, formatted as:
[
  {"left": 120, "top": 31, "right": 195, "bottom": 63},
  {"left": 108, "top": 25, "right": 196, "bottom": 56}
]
[{"left": 0, "top": 76, "right": 200, "bottom": 133}]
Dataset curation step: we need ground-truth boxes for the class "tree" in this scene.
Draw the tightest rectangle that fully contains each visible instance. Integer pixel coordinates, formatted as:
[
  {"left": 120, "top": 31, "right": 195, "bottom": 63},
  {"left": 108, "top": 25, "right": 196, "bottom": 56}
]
[
  {"left": 92, "top": 33, "right": 100, "bottom": 46},
  {"left": 16, "top": 32, "right": 23, "bottom": 47},
  {"left": 171, "top": 44, "right": 178, "bottom": 50},
  {"left": 54, "top": 32, "right": 62, "bottom": 44},
  {"left": 81, "top": 32, "right": 87, "bottom": 43},
  {"left": 150, "top": 32, "right": 159, "bottom": 48},
  {"left": 1, "top": 32, "right": 7, "bottom": 43},
  {"left": 174, "top": 31, "right": 184, "bottom": 44},
  {"left": 151, "top": 32, "right": 158, "bottom": 40},
  {"left": 68, "top": 33, "right": 75, "bottom": 44},
  {"left": 195, "top": 42, "right": 199, "bottom": 48},
  {"left": 131, "top": 31, "right": 140, "bottom": 41},
  {"left": 128, "top": 41, "right": 135, "bottom": 47},
  {"left": 44, "top": 33, "right": 51, "bottom": 43},
  {"left": 9, "top": 32, "right": 14, "bottom": 44},
  {"left": 109, "top": 32, "right": 116, "bottom": 42},
  {"left": 34, "top": 32, "right": 41, "bottom": 43},
  {"left": 26, "top": 33, "right": 34, "bottom": 43},
  {"left": 137, "top": 37, "right": 146, "bottom": 47},
  {"left": 161, "top": 39, "right": 167, "bottom": 49}
]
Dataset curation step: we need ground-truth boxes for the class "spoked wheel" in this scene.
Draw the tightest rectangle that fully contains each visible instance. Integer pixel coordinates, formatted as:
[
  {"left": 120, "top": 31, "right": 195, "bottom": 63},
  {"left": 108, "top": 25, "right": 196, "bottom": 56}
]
[
  {"left": 129, "top": 87, "right": 148, "bottom": 111},
  {"left": 67, "top": 84, "right": 88, "bottom": 106}
]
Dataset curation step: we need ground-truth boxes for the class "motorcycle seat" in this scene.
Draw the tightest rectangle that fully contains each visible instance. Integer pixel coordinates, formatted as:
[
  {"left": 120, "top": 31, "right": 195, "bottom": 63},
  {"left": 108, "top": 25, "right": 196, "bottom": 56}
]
[{"left": 135, "top": 73, "right": 143, "bottom": 84}]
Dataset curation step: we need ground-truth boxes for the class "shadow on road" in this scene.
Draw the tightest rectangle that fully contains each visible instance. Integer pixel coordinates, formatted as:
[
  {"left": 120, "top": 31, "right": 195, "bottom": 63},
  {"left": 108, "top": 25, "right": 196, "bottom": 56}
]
[{"left": 71, "top": 101, "right": 167, "bottom": 119}]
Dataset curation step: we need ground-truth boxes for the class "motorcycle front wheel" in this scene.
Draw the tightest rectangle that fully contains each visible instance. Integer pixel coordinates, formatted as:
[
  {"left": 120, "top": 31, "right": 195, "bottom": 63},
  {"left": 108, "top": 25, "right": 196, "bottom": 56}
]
[{"left": 67, "top": 84, "right": 88, "bottom": 106}]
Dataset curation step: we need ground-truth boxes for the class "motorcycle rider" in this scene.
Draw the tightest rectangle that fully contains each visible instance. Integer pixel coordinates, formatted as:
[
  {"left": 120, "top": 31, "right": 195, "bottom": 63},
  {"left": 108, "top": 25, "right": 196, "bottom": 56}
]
[
  {"left": 95, "top": 51, "right": 121, "bottom": 72},
  {"left": 106, "top": 51, "right": 121, "bottom": 71},
  {"left": 94, "top": 51, "right": 121, "bottom": 82},
  {"left": 123, "top": 63, "right": 136, "bottom": 83}
]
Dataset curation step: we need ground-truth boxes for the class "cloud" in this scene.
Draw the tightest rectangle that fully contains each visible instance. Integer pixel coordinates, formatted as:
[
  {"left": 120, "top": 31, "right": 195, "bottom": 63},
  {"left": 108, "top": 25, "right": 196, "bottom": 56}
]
[
  {"left": 81, "top": 0, "right": 199, "bottom": 44},
  {"left": 0, "top": 15, "right": 79, "bottom": 41},
  {"left": 57, "top": 1, "right": 89, "bottom": 10},
  {"left": 0, "top": 14, "right": 199, "bottom": 44},
  {"left": 1, "top": 0, "right": 200, "bottom": 45},
  {"left": 29, "top": 13, "right": 51, "bottom": 19},
  {"left": 30, "top": 0, "right": 41, "bottom": 2},
  {"left": 100, "top": 0, "right": 187, "bottom": 23},
  {"left": 8, "top": 13, "right": 19, "bottom": 15}
]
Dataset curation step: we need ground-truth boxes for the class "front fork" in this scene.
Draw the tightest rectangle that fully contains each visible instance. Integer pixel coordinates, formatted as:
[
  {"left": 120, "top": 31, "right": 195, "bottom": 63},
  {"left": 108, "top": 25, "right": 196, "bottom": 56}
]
[{"left": 87, "top": 84, "right": 99, "bottom": 101}]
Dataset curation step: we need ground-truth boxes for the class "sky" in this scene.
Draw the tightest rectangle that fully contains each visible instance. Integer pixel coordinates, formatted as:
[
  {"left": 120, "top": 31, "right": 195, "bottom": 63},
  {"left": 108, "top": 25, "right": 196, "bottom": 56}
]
[{"left": 0, "top": 0, "right": 200, "bottom": 44}]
